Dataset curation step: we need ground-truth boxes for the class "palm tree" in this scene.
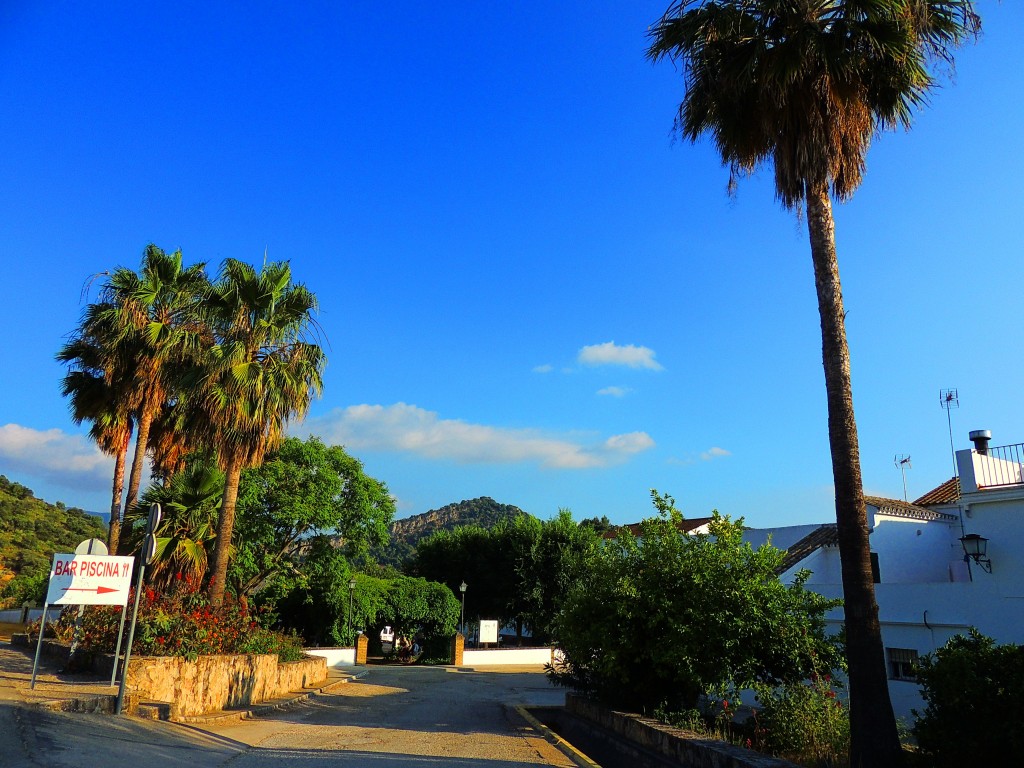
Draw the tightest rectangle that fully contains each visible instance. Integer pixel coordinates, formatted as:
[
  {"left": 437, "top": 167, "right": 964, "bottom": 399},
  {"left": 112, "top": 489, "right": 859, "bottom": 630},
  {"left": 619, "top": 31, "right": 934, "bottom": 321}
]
[
  {"left": 57, "top": 312, "right": 135, "bottom": 553},
  {"left": 123, "top": 456, "right": 223, "bottom": 590},
  {"left": 647, "top": 3, "right": 979, "bottom": 766},
  {"left": 96, "top": 245, "right": 210, "bottom": 529},
  {"left": 198, "top": 259, "right": 326, "bottom": 606}
]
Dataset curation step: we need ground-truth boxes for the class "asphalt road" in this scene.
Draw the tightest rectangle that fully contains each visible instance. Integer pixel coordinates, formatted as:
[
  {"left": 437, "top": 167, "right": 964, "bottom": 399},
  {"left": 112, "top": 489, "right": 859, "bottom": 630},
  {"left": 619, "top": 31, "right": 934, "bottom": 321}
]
[{"left": 5, "top": 666, "right": 575, "bottom": 768}]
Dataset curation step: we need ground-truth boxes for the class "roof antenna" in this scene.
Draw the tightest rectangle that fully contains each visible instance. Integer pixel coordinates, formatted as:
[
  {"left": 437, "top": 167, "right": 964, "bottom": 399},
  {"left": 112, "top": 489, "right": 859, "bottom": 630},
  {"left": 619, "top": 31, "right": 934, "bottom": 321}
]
[
  {"left": 940, "top": 388, "right": 968, "bottom": 543},
  {"left": 894, "top": 455, "right": 911, "bottom": 502}
]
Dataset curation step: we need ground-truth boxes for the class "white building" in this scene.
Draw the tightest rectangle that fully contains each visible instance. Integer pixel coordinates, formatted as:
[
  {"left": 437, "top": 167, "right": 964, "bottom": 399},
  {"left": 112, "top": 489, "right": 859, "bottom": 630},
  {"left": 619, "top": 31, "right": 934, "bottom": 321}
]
[{"left": 751, "top": 429, "right": 1024, "bottom": 721}]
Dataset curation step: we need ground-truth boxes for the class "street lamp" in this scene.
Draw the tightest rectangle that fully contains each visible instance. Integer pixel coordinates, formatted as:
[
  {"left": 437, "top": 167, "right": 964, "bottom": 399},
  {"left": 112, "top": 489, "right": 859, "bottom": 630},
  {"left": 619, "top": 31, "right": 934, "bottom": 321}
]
[
  {"left": 348, "top": 577, "right": 357, "bottom": 644},
  {"left": 459, "top": 581, "right": 467, "bottom": 637}
]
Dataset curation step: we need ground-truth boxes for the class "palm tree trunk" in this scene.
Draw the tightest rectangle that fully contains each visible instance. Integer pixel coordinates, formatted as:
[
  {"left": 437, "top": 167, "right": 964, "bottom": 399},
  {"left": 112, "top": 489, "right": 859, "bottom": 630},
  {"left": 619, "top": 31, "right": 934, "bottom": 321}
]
[
  {"left": 208, "top": 457, "right": 242, "bottom": 608},
  {"left": 106, "top": 441, "right": 128, "bottom": 554},
  {"left": 123, "top": 406, "right": 155, "bottom": 536},
  {"left": 806, "top": 184, "right": 902, "bottom": 768}
]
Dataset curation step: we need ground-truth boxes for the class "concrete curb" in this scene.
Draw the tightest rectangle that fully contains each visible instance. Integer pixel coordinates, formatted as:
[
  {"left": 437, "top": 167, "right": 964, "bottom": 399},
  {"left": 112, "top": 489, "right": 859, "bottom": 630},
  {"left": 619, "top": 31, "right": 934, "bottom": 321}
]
[{"left": 510, "top": 704, "right": 601, "bottom": 768}]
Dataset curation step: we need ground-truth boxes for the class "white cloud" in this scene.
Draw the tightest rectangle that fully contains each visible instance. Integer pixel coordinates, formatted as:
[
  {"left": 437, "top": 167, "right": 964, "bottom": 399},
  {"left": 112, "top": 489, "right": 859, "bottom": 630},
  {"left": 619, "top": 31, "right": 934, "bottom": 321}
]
[
  {"left": 578, "top": 341, "right": 663, "bottom": 371},
  {"left": 533, "top": 364, "right": 553, "bottom": 374},
  {"left": 597, "top": 386, "right": 631, "bottom": 398},
  {"left": 667, "top": 446, "right": 732, "bottom": 466},
  {"left": 0, "top": 423, "right": 113, "bottom": 491},
  {"left": 300, "top": 403, "right": 655, "bottom": 469},
  {"left": 701, "top": 447, "right": 731, "bottom": 461}
]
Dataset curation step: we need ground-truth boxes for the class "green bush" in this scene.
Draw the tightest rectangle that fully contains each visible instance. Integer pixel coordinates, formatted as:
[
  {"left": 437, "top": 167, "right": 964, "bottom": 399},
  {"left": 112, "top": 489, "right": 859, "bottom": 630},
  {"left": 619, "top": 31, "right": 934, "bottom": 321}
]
[
  {"left": 548, "top": 491, "right": 843, "bottom": 714},
  {"left": 912, "top": 629, "right": 1024, "bottom": 766}
]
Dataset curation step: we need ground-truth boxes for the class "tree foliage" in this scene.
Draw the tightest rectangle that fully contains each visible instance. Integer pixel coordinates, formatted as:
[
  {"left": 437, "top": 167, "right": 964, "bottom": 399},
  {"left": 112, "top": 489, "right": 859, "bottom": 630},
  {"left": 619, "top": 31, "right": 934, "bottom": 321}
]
[
  {"left": 412, "top": 509, "right": 599, "bottom": 642},
  {"left": 230, "top": 436, "right": 394, "bottom": 599},
  {"left": 549, "top": 491, "right": 843, "bottom": 714}
]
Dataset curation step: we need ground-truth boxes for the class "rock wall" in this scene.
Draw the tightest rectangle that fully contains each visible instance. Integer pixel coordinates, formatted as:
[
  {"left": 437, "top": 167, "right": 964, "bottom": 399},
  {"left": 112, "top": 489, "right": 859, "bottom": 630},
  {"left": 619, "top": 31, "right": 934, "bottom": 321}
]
[
  {"left": 126, "top": 653, "right": 326, "bottom": 717},
  {"left": 566, "top": 694, "right": 800, "bottom": 768}
]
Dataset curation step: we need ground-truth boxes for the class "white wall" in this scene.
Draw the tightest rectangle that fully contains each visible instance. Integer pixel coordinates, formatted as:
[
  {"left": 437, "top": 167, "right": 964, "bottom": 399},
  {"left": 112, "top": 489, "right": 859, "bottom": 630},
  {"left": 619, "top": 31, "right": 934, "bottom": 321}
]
[
  {"left": 462, "top": 647, "right": 554, "bottom": 666},
  {"left": 305, "top": 647, "right": 356, "bottom": 667},
  {"left": 869, "top": 514, "right": 960, "bottom": 584}
]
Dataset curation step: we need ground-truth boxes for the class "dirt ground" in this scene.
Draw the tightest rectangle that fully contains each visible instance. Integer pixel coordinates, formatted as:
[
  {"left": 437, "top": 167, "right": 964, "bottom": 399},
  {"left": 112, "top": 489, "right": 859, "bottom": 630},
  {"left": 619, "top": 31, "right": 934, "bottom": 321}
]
[{"left": 0, "top": 622, "right": 25, "bottom": 642}]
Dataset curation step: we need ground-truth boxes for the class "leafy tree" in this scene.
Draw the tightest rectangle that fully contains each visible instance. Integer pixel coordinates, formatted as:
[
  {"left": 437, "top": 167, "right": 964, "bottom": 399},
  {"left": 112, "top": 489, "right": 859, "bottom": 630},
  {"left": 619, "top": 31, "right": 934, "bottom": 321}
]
[
  {"left": 412, "top": 524, "right": 513, "bottom": 628},
  {"left": 549, "top": 492, "right": 842, "bottom": 715},
  {"left": 517, "top": 509, "right": 601, "bottom": 644},
  {"left": 196, "top": 259, "right": 326, "bottom": 606},
  {"left": 913, "top": 629, "right": 1024, "bottom": 766},
  {"left": 230, "top": 436, "right": 394, "bottom": 600},
  {"left": 647, "top": 4, "right": 979, "bottom": 764}
]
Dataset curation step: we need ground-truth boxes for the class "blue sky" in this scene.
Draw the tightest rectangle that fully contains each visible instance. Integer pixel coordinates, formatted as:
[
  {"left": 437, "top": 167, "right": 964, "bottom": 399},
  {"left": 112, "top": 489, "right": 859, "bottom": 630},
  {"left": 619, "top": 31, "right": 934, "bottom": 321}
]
[{"left": 1, "top": 2, "right": 1022, "bottom": 527}]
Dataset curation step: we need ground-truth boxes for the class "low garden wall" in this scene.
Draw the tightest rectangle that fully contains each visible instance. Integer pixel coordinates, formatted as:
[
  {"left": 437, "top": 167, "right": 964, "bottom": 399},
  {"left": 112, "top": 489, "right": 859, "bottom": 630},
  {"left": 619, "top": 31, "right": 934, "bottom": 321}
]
[
  {"left": 126, "top": 653, "right": 326, "bottom": 717},
  {"left": 566, "top": 693, "right": 800, "bottom": 768},
  {"left": 304, "top": 647, "right": 356, "bottom": 667},
  {"left": 462, "top": 647, "right": 554, "bottom": 666}
]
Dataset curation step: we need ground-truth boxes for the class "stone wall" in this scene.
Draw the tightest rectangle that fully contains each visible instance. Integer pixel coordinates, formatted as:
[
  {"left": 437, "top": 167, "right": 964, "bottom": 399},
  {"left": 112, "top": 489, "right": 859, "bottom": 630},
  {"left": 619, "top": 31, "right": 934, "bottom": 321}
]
[
  {"left": 566, "top": 694, "right": 800, "bottom": 768},
  {"left": 126, "top": 653, "right": 326, "bottom": 717}
]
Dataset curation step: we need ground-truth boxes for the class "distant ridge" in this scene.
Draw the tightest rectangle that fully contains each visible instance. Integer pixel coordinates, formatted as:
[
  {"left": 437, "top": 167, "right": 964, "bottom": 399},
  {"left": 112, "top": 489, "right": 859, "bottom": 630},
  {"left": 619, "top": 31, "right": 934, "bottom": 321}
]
[
  {"left": 370, "top": 497, "right": 531, "bottom": 568},
  {"left": 0, "top": 475, "right": 108, "bottom": 594}
]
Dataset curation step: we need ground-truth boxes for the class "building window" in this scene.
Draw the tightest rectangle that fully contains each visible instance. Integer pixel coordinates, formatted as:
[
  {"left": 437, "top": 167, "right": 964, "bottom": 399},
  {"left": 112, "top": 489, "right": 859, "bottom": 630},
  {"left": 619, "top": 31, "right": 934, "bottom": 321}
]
[
  {"left": 887, "top": 648, "right": 919, "bottom": 681},
  {"left": 870, "top": 552, "right": 881, "bottom": 584}
]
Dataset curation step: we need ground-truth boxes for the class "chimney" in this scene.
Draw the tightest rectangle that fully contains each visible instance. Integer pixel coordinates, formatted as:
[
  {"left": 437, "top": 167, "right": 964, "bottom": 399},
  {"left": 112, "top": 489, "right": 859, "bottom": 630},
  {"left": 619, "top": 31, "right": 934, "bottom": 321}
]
[{"left": 969, "top": 429, "right": 992, "bottom": 455}]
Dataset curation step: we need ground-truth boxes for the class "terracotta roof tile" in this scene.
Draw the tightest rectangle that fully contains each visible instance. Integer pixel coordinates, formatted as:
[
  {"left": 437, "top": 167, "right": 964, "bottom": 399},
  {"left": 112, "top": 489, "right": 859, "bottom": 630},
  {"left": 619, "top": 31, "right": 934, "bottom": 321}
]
[
  {"left": 913, "top": 477, "right": 961, "bottom": 506},
  {"left": 775, "top": 524, "right": 838, "bottom": 575},
  {"left": 865, "top": 495, "right": 958, "bottom": 522}
]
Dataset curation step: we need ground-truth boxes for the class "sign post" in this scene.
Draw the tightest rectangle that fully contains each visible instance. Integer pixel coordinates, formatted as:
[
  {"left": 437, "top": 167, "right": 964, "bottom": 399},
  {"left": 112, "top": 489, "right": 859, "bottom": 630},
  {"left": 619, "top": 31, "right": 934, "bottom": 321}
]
[{"left": 115, "top": 503, "right": 160, "bottom": 715}]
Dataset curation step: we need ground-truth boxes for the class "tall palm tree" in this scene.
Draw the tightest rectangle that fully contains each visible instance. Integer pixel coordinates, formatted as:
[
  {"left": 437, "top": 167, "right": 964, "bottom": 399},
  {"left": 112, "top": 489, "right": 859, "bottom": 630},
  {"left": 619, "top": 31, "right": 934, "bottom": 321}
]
[
  {"left": 647, "top": 3, "right": 979, "bottom": 766},
  {"left": 96, "top": 245, "right": 210, "bottom": 531},
  {"left": 57, "top": 311, "right": 136, "bottom": 553},
  {"left": 198, "top": 259, "right": 326, "bottom": 606}
]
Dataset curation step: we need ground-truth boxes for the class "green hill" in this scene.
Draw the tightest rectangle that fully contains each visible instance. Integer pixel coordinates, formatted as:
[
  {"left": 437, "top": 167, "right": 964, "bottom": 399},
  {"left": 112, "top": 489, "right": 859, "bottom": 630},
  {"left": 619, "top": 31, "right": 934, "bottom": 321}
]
[
  {"left": 368, "top": 497, "right": 531, "bottom": 568},
  {"left": 0, "top": 475, "right": 108, "bottom": 598}
]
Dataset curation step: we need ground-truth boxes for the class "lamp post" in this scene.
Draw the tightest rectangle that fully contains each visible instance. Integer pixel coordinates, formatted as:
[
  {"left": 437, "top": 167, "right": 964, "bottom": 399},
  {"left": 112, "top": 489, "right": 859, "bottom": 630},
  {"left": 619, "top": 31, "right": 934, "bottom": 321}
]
[
  {"left": 459, "top": 581, "right": 467, "bottom": 637},
  {"left": 348, "top": 577, "right": 357, "bottom": 644}
]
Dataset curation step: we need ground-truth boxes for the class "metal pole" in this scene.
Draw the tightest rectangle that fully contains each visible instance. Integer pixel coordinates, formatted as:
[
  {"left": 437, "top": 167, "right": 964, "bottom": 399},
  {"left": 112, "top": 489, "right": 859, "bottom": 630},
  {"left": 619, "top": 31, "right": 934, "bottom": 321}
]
[
  {"left": 29, "top": 604, "right": 49, "bottom": 689},
  {"left": 348, "top": 587, "right": 353, "bottom": 646},
  {"left": 115, "top": 560, "right": 145, "bottom": 715},
  {"left": 109, "top": 601, "right": 130, "bottom": 687}
]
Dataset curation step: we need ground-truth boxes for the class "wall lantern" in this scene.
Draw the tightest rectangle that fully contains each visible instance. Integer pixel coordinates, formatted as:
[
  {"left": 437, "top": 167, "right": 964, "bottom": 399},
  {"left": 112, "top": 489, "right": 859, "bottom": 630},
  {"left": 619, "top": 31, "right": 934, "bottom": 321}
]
[{"left": 960, "top": 533, "right": 992, "bottom": 573}]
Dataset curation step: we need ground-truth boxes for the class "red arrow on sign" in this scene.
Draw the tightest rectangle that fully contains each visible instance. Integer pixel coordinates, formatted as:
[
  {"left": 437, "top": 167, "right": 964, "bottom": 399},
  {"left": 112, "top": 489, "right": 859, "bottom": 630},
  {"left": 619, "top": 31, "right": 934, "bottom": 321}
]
[{"left": 61, "top": 586, "right": 120, "bottom": 594}]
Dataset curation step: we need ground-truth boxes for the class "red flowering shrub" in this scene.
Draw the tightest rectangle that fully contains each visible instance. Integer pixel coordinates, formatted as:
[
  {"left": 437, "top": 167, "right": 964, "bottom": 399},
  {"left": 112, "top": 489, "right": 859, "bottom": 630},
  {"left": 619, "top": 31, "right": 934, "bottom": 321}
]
[{"left": 53, "top": 583, "right": 304, "bottom": 662}]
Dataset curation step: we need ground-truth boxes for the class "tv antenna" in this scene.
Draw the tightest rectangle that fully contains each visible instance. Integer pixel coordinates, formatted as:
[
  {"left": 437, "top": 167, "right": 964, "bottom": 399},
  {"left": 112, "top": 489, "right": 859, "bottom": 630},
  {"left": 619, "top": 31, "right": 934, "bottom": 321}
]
[
  {"left": 894, "top": 455, "right": 912, "bottom": 501},
  {"left": 940, "top": 388, "right": 968, "bottom": 540}
]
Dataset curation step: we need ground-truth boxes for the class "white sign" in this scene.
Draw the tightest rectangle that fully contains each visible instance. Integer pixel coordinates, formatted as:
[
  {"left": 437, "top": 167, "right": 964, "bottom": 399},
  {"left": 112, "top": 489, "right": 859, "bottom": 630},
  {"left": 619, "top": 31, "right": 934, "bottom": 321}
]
[
  {"left": 44, "top": 554, "right": 135, "bottom": 606},
  {"left": 479, "top": 619, "right": 499, "bottom": 644}
]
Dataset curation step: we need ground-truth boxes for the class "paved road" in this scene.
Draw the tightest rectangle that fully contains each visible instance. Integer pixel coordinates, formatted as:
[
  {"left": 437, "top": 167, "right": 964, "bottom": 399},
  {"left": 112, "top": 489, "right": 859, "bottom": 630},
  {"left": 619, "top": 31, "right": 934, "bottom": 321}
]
[{"left": 6, "top": 666, "right": 575, "bottom": 768}]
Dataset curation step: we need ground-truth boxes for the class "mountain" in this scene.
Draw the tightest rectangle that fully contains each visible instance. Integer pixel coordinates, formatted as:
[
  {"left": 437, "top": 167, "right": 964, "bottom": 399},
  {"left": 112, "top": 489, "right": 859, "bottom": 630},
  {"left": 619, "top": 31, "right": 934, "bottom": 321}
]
[
  {"left": 369, "top": 497, "right": 531, "bottom": 568},
  {"left": 0, "top": 474, "right": 108, "bottom": 587}
]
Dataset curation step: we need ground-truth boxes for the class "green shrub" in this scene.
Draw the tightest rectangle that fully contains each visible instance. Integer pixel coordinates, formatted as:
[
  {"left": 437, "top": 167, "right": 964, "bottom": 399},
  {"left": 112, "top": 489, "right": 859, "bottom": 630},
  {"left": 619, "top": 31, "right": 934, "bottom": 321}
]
[
  {"left": 912, "top": 629, "right": 1024, "bottom": 766},
  {"left": 752, "top": 675, "right": 849, "bottom": 766}
]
